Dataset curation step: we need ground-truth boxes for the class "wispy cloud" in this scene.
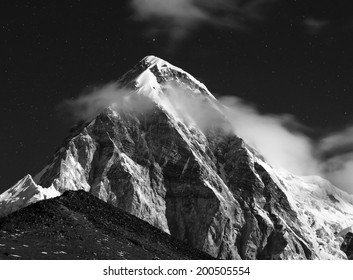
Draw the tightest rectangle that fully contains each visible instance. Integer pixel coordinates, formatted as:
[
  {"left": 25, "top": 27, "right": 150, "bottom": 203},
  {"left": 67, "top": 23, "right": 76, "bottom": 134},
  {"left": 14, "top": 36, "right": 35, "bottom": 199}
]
[
  {"left": 220, "top": 97, "right": 320, "bottom": 176},
  {"left": 158, "top": 88, "right": 353, "bottom": 193},
  {"left": 318, "top": 127, "right": 353, "bottom": 193},
  {"left": 321, "top": 154, "right": 353, "bottom": 194},
  {"left": 130, "top": 0, "right": 277, "bottom": 43},
  {"left": 220, "top": 96, "right": 353, "bottom": 193},
  {"left": 59, "top": 83, "right": 131, "bottom": 121},
  {"left": 60, "top": 82, "right": 353, "bottom": 193},
  {"left": 319, "top": 127, "right": 353, "bottom": 155},
  {"left": 130, "top": 0, "right": 208, "bottom": 41},
  {"left": 222, "top": 97, "right": 353, "bottom": 193},
  {"left": 303, "top": 17, "right": 330, "bottom": 34}
]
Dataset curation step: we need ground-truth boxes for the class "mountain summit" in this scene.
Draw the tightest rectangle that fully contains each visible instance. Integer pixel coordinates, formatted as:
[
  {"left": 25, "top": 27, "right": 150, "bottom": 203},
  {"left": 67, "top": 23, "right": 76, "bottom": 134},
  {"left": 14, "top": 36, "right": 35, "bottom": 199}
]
[{"left": 1, "top": 56, "right": 353, "bottom": 259}]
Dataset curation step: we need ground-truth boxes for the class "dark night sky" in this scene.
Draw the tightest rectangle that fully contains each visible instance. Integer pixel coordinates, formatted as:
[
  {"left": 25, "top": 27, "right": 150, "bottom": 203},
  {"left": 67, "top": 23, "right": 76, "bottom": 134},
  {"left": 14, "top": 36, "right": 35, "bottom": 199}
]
[{"left": 1, "top": 0, "right": 353, "bottom": 193}]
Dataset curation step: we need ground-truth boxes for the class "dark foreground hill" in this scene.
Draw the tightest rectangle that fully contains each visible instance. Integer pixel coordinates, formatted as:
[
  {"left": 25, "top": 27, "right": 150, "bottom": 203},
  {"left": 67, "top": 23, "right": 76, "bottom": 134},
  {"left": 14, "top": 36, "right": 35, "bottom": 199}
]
[{"left": 0, "top": 190, "right": 214, "bottom": 260}]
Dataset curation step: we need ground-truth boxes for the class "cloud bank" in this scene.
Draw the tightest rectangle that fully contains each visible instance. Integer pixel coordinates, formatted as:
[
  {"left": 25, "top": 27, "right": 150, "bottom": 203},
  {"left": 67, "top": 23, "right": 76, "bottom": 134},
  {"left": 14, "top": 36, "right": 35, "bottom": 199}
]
[
  {"left": 220, "top": 98, "right": 353, "bottom": 194},
  {"left": 303, "top": 17, "right": 330, "bottom": 34},
  {"left": 318, "top": 127, "right": 353, "bottom": 193},
  {"left": 130, "top": 0, "right": 277, "bottom": 42},
  {"left": 60, "top": 83, "right": 130, "bottom": 121},
  {"left": 61, "top": 83, "right": 353, "bottom": 193},
  {"left": 218, "top": 97, "right": 353, "bottom": 193},
  {"left": 220, "top": 97, "right": 320, "bottom": 176}
]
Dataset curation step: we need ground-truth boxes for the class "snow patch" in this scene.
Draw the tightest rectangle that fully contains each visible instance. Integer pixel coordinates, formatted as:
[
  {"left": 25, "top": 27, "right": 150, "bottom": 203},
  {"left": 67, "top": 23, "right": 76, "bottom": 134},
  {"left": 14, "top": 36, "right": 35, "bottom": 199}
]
[{"left": 135, "top": 68, "right": 162, "bottom": 101}]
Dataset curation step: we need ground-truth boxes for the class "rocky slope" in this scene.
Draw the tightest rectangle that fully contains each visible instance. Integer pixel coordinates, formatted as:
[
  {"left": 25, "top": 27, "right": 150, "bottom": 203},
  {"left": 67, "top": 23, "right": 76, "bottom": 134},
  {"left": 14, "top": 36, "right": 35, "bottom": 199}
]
[
  {"left": 1, "top": 55, "right": 353, "bottom": 259},
  {"left": 0, "top": 190, "right": 213, "bottom": 260}
]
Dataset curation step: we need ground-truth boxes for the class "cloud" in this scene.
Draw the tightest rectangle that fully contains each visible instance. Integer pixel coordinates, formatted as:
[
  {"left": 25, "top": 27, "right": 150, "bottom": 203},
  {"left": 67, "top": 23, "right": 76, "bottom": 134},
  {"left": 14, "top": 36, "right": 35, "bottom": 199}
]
[
  {"left": 318, "top": 127, "right": 353, "bottom": 193},
  {"left": 319, "top": 127, "right": 353, "bottom": 156},
  {"left": 62, "top": 81, "right": 319, "bottom": 177},
  {"left": 59, "top": 83, "right": 156, "bottom": 121},
  {"left": 220, "top": 97, "right": 353, "bottom": 193},
  {"left": 219, "top": 97, "right": 320, "bottom": 176},
  {"left": 61, "top": 82, "right": 353, "bottom": 193},
  {"left": 219, "top": 96, "right": 353, "bottom": 193},
  {"left": 130, "top": 0, "right": 277, "bottom": 42},
  {"left": 160, "top": 88, "right": 353, "bottom": 193},
  {"left": 303, "top": 17, "right": 330, "bottom": 34},
  {"left": 59, "top": 83, "right": 128, "bottom": 121},
  {"left": 159, "top": 85, "right": 229, "bottom": 131},
  {"left": 322, "top": 155, "right": 353, "bottom": 194},
  {"left": 130, "top": 0, "right": 207, "bottom": 41}
]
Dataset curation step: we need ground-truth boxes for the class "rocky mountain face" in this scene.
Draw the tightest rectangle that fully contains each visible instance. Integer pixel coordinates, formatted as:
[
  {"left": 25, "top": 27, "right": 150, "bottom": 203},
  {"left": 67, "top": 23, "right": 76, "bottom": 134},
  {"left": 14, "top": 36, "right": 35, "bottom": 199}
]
[{"left": 1, "top": 56, "right": 353, "bottom": 260}]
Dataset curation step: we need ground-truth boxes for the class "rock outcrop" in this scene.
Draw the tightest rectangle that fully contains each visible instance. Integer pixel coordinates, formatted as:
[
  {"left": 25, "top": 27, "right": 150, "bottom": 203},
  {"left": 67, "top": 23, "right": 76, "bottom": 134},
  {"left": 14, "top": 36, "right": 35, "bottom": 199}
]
[
  {"left": 1, "top": 56, "right": 353, "bottom": 259},
  {"left": 341, "top": 232, "right": 353, "bottom": 259}
]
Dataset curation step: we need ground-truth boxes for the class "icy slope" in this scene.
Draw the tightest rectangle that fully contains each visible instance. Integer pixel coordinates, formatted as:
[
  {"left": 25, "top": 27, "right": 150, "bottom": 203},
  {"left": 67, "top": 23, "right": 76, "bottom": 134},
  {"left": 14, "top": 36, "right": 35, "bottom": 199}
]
[
  {"left": 254, "top": 157, "right": 353, "bottom": 259},
  {"left": 281, "top": 174, "right": 353, "bottom": 259}
]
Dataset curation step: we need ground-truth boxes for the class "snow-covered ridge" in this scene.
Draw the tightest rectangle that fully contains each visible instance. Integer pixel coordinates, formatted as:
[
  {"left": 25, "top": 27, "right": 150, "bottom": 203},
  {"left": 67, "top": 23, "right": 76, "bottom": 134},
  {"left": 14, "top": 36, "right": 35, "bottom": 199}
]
[
  {"left": 299, "top": 175, "right": 353, "bottom": 205},
  {"left": 255, "top": 160, "right": 353, "bottom": 259},
  {"left": 0, "top": 175, "right": 60, "bottom": 217}
]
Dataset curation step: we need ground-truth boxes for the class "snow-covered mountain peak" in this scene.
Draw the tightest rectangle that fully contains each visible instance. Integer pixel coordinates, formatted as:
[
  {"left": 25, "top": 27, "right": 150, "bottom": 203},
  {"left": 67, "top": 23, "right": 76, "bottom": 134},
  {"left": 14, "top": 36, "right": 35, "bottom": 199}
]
[
  {"left": 120, "top": 55, "right": 216, "bottom": 102},
  {"left": 141, "top": 55, "right": 167, "bottom": 67}
]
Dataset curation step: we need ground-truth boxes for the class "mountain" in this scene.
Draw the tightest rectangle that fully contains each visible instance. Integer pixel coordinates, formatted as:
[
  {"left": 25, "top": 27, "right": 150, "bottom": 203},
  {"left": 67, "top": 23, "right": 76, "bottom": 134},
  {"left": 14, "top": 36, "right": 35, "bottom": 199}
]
[
  {"left": 0, "top": 175, "right": 60, "bottom": 217},
  {"left": 1, "top": 55, "right": 353, "bottom": 259},
  {"left": 0, "top": 190, "right": 213, "bottom": 260}
]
